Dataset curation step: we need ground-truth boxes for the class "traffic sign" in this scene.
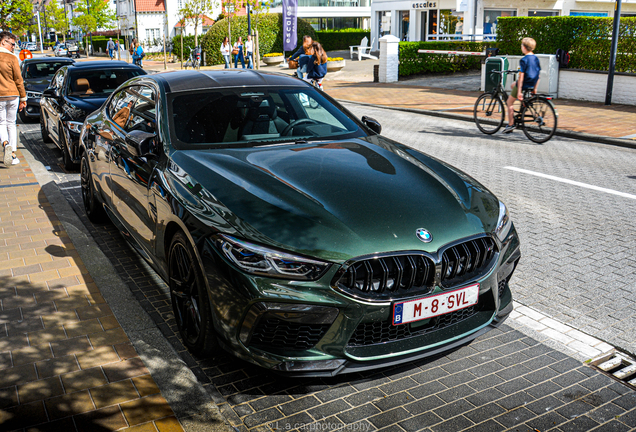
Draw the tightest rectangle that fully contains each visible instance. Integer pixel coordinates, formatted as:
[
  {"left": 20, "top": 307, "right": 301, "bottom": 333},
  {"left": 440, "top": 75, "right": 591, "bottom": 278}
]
[{"left": 19, "top": 49, "right": 33, "bottom": 61}]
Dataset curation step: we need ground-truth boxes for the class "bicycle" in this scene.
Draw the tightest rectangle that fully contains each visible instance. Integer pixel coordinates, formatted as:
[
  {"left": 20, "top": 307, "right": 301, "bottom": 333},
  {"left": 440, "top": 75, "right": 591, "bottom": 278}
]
[
  {"left": 184, "top": 47, "right": 201, "bottom": 70},
  {"left": 473, "top": 70, "right": 558, "bottom": 144}
]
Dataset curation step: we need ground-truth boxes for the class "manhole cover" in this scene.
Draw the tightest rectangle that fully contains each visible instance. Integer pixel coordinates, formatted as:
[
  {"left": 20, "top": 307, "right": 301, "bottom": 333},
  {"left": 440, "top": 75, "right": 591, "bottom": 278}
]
[{"left": 589, "top": 349, "right": 636, "bottom": 390}]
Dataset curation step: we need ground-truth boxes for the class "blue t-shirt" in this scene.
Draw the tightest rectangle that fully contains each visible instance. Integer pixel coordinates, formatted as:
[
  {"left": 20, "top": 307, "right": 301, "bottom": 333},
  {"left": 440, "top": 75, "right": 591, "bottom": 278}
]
[{"left": 519, "top": 54, "right": 541, "bottom": 89}]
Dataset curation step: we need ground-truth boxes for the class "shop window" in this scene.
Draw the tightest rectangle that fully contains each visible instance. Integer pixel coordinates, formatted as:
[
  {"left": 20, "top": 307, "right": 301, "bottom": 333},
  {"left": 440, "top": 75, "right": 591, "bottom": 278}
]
[
  {"left": 483, "top": 9, "right": 516, "bottom": 39},
  {"left": 569, "top": 11, "right": 608, "bottom": 17},
  {"left": 438, "top": 9, "right": 459, "bottom": 38},
  {"left": 379, "top": 11, "right": 391, "bottom": 37},
  {"left": 399, "top": 11, "right": 410, "bottom": 41},
  {"left": 428, "top": 9, "right": 438, "bottom": 39},
  {"left": 529, "top": 10, "right": 558, "bottom": 17}
]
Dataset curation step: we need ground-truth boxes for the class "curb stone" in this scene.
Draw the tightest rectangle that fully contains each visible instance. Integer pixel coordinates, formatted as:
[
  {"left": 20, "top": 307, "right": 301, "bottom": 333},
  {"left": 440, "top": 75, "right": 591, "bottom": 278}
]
[{"left": 18, "top": 132, "right": 232, "bottom": 432}]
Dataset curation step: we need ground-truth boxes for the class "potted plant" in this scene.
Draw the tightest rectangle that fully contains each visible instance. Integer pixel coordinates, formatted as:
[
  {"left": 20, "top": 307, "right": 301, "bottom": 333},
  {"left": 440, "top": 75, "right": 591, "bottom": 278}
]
[
  {"left": 263, "top": 53, "right": 284, "bottom": 66},
  {"left": 327, "top": 57, "right": 346, "bottom": 72}
]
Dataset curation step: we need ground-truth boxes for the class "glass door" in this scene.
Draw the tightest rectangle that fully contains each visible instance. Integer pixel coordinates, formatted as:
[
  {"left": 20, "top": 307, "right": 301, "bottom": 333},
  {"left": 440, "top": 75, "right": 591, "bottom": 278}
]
[{"left": 420, "top": 11, "right": 428, "bottom": 41}]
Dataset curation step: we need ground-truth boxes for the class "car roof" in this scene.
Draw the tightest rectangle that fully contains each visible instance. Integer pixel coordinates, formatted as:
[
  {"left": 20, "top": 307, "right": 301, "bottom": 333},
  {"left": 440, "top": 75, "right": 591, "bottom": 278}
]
[
  {"left": 147, "top": 70, "right": 306, "bottom": 94},
  {"left": 23, "top": 57, "right": 74, "bottom": 65},
  {"left": 67, "top": 61, "right": 138, "bottom": 70}
]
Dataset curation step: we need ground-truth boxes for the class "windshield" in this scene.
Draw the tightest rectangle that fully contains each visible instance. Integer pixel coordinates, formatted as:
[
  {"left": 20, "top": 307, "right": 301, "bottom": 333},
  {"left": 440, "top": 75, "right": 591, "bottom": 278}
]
[
  {"left": 26, "top": 62, "right": 69, "bottom": 79},
  {"left": 67, "top": 69, "right": 142, "bottom": 98},
  {"left": 168, "top": 86, "right": 366, "bottom": 148}
]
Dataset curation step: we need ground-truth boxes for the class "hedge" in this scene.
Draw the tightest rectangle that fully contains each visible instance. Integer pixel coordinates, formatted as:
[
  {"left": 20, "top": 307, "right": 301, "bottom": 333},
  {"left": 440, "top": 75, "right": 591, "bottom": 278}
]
[
  {"left": 399, "top": 41, "right": 496, "bottom": 76},
  {"left": 497, "top": 16, "right": 636, "bottom": 72},
  {"left": 90, "top": 36, "right": 125, "bottom": 54},
  {"left": 201, "top": 13, "right": 316, "bottom": 66},
  {"left": 315, "top": 30, "right": 370, "bottom": 51}
]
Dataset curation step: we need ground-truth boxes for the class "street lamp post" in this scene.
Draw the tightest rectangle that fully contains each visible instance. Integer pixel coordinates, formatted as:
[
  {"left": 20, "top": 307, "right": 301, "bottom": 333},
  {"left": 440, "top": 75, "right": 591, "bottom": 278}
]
[
  {"left": 86, "top": 0, "right": 93, "bottom": 55},
  {"left": 605, "top": 0, "right": 622, "bottom": 105},
  {"left": 36, "top": 11, "right": 44, "bottom": 52}
]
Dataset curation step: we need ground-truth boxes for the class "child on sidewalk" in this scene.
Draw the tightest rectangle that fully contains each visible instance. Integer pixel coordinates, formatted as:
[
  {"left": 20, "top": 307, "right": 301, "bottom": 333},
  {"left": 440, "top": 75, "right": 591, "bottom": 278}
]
[{"left": 504, "top": 37, "right": 541, "bottom": 133}]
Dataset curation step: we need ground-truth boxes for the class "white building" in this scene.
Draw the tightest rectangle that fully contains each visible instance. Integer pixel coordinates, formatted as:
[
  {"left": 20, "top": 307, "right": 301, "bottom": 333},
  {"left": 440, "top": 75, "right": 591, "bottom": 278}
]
[
  {"left": 115, "top": 0, "right": 222, "bottom": 48},
  {"left": 370, "top": 0, "right": 636, "bottom": 50},
  {"left": 269, "top": 0, "right": 372, "bottom": 30}
]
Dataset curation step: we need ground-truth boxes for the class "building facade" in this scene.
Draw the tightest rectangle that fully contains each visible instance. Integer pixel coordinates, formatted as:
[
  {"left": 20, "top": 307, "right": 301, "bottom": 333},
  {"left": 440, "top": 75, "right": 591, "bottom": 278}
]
[
  {"left": 369, "top": 0, "right": 636, "bottom": 50},
  {"left": 269, "top": 0, "right": 372, "bottom": 30}
]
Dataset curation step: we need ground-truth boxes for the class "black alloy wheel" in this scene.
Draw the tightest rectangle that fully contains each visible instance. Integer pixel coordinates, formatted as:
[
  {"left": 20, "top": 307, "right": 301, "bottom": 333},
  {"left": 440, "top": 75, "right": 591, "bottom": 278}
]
[
  {"left": 40, "top": 113, "right": 52, "bottom": 143},
  {"left": 80, "top": 152, "right": 106, "bottom": 222},
  {"left": 169, "top": 232, "right": 216, "bottom": 355},
  {"left": 19, "top": 109, "right": 34, "bottom": 124}
]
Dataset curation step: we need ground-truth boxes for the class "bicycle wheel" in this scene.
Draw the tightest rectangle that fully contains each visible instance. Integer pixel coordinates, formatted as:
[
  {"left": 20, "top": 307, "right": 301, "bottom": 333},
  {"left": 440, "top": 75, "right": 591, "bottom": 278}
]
[
  {"left": 521, "top": 97, "right": 557, "bottom": 143},
  {"left": 474, "top": 93, "right": 505, "bottom": 134}
]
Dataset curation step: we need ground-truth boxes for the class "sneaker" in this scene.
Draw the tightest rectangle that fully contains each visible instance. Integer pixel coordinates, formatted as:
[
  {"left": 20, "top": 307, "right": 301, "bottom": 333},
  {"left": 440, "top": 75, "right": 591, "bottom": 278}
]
[
  {"left": 502, "top": 124, "right": 515, "bottom": 134},
  {"left": 11, "top": 155, "right": 19, "bottom": 165},
  {"left": 3, "top": 143, "right": 11, "bottom": 166}
]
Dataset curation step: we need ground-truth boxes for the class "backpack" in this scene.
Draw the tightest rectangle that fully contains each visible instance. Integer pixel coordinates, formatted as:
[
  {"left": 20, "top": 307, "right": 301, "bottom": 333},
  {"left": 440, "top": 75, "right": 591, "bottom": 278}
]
[{"left": 556, "top": 48, "right": 570, "bottom": 68}]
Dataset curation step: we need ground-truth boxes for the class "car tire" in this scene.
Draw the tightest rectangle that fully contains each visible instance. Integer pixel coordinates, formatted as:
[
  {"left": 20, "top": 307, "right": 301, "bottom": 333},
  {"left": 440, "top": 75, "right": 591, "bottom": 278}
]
[
  {"left": 80, "top": 152, "right": 106, "bottom": 223},
  {"left": 61, "top": 129, "right": 78, "bottom": 171},
  {"left": 40, "top": 114, "right": 52, "bottom": 143},
  {"left": 169, "top": 231, "right": 217, "bottom": 356},
  {"left": 19, "top": 110, "right": 34, "bottom": 124}
]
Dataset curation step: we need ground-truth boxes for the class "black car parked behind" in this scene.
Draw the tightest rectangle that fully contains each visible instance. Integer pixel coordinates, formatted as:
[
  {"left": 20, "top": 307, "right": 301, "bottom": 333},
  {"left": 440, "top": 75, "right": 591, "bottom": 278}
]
[
  {"left": 40, "top": 60, "right": 145, "bottom": 170},
  {"left": 20, "top": 57, "right": 74, "bottom": 123}
]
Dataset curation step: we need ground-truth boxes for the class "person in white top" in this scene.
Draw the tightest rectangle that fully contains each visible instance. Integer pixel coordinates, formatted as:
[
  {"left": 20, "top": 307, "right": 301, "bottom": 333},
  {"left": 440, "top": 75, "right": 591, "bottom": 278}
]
[
  {"left": 220, "top": 37, "right": 231, "bottom": 69},
  {"left": 245, "top": 35, "right": 254, "bottom": 69}
]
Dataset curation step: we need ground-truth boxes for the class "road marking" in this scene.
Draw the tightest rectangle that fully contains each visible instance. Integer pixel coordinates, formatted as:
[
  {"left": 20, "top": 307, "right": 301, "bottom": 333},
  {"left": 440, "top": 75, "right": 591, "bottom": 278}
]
[
  {"left": 436, "top": 105, "right": 476, "bottom": 111},
  {"left": 59, "top": 185, "right": 81, "bottom": 190},
  {"left": 620, "top": 133, "right": 636, "bottom": 139},
  {"left": 504, "top": 166, "right": 636, "bottom": 200}
]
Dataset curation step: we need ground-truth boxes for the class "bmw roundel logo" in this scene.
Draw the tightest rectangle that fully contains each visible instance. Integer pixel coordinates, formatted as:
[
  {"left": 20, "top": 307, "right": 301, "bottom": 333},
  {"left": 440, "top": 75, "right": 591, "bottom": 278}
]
[{"left": 416, "top": 228, "right": 433, "bottom": 243}]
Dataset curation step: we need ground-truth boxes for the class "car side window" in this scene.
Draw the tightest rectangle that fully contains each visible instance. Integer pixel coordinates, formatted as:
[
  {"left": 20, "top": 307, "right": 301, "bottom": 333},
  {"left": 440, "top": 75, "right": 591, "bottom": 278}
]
[
  {"left": 108, "top": 87, "right": 139, "bottom": 129},
  {"left": 124, "top": 86, "right": 156, "bottom": 134}
]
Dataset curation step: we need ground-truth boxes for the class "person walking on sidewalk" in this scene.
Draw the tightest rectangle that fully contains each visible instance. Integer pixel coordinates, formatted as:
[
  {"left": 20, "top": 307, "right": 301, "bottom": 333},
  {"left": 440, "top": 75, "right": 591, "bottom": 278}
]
[
  {"left": 221, "top": 37, "right": 231, "bottom": 69},
  {"left": 245, "top": 34, "right": 254, "bottom": 69},
  {"left": 233, "top": 36, "right": 245, "bottom": 69},
  {"left": 107, "top": 38, "right": 115, "bottom": 59},
  {"left": 0, "top": 31, "right": 26, "bottom": 166}
]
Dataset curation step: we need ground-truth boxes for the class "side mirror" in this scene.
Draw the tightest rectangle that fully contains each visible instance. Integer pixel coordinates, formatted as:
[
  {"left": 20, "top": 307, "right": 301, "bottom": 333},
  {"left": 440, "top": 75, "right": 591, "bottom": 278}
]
[
  {"left": 362, "top": 116, "right": 382, "bottom": 135},
  {"left": 42, "top": 88, "right": 59, "bottom": 98},
  {"left": 126, "top": 130, "right": 157, "bottom": 158}
]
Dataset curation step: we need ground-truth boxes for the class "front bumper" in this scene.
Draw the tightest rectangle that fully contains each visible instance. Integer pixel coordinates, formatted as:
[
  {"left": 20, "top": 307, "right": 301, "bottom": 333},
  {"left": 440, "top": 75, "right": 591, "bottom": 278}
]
[
  {"left": 23, "top": 99, "right": 41, "bottom": 119},
  {"left": 199, "top": 225, "right": 521, "bottom": 376}
]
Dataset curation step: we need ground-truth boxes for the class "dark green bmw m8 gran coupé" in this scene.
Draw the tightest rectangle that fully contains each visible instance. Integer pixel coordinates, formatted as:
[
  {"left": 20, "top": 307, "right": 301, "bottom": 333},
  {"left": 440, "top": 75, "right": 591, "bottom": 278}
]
[{"left": 78, "top": 70, "right": 521, "bottom": 376}]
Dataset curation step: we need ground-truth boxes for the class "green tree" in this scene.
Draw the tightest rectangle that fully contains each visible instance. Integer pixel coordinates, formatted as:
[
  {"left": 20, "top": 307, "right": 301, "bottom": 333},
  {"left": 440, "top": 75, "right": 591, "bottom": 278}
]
[
  {"left": 179, "top": 0, "right": 216, "bottom": 47},
  {"left": 73, "top": 0, "right": 116, "bottom": 55},
  {"left": 46, "top": 0, "right": 70, "bottom": 43},
  {"left": 0, "top": 0, "right": 34, "bottom": 36}
]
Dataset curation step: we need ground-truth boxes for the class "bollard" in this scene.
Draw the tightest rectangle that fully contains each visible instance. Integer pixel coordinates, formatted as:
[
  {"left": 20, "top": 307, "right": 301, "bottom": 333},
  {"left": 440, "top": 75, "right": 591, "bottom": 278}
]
[{"left": 379, "top": 35, "right": 399, "bottom": 83}]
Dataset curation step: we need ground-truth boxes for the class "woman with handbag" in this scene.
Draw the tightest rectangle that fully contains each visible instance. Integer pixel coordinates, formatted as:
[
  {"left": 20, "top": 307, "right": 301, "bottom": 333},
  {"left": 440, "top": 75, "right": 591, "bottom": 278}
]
[
  {"left": 220, "top": 37, "right": 231, "bottom": 69},
  {"left": 288, "top": 35, "right": 313, "bottom": 79},
  {"left": 233, "top": 36, "right": 245, "bottom": 69},
  {"left": 0, "top": 31, "right": 26, "bottom": 166}
]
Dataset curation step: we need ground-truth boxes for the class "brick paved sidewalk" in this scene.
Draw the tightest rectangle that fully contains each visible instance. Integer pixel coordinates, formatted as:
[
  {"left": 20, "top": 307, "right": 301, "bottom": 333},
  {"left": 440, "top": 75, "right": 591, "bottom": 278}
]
[
  {"left": 324, "top": 81, "right": 636, "bottom": 143},
  {"left": 0, "top": 149, "right": 183, "bottom": 431}
]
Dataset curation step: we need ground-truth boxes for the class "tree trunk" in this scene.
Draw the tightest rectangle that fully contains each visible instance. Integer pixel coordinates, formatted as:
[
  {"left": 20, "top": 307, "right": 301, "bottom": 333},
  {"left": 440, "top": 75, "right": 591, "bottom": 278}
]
[
  {"left": 180, "top": 30, "right": 183, "bottom": 69},
  {"left": 254, "top": 29, "right": 259, "bottom": 70}
]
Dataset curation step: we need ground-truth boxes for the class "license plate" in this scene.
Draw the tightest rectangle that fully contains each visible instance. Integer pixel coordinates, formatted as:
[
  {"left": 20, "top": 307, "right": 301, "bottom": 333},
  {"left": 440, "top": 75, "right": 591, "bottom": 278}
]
[{"left": 393, "top": 284, "right": 479, "bottom": 325}]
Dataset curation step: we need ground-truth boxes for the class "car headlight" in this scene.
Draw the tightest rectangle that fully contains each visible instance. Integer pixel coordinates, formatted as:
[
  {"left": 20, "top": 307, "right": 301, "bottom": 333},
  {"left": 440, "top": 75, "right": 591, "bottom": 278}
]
[
  {"left": 217, "top": 235, "right": 331, "bottom": 281},
  {"left": 494, "top": 201, "right": 512, "bottom": 242},
  {"left": 26, "top": 91, "right": 42, "bottom": 99},
  {"left": 66, "top": 121, "right": 84, "bottom": 134}
]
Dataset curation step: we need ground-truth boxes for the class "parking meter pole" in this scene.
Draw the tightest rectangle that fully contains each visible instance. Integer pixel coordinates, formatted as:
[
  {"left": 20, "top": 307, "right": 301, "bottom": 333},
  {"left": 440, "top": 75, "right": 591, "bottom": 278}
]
[{"left": 605, "top": 0, "right": 622, "bottom": 106}]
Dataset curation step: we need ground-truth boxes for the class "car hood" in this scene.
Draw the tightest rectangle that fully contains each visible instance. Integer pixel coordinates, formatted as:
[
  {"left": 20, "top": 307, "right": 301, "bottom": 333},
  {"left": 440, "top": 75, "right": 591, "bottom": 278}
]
[
  {"left": 65, "top": 96, "right": 108, "bottom": 117},
  {"left": 169, "top": 137, "right": 501, "bottom": 262},
  {"left": 24, "top": 78, "right": 52, "bottom": 93}
]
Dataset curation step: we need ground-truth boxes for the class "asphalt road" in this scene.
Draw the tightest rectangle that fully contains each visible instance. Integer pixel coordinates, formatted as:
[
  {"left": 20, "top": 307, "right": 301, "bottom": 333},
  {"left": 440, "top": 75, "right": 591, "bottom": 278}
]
[{"left": 16, "top": 104, "right": 636, "bottom": 431}]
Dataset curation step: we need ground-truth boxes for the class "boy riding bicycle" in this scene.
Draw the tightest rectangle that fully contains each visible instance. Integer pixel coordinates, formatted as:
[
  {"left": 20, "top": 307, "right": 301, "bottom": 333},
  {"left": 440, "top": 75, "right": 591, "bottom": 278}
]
[{"left": 504, "top": 37, "right": 541, "bottom": 134}]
